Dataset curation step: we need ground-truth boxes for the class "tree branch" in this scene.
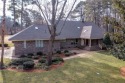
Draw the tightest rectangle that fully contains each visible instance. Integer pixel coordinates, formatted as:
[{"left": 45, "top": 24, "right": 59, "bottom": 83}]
[
  {"left": 56, "top": 0, "right": 77, "bottom": 36},
  {"left": 35, "top": 0, "right": 51, "bottom": 33},
  {"left": 56, "top": 0, "right": 67, "bottom": 25}
]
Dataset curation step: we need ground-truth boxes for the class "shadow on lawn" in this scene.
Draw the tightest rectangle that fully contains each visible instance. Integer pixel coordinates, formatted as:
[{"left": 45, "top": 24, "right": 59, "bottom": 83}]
[{"left": 0, "top": 70, "right": 7, "bottom": 83}]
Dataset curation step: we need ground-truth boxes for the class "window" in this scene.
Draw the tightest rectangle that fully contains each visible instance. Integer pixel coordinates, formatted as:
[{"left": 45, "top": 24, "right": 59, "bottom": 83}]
[
  {"left": 71, "top": 39, "right": 78, "bottom": 45},
  {"left": 24, "top": 41, "right": 26, "bottom": 48},
  {"left": 36, "top": 40, "right": 43, "bottom": 47}
]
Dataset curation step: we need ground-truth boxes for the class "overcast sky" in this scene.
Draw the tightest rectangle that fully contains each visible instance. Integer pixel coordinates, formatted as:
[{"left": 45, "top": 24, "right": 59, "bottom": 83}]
[{"left": 0, "top": 0, "right": 85, "bottom": 17}]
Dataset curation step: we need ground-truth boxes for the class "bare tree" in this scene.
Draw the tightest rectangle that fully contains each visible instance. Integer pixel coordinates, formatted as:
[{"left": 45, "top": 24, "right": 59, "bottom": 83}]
[
  {"left": 21, "top": 0, "right": 24, "bottom": 29},
  {"left": 34, "top": 0, "right": 76, "bottom": 65},
  {"left": 0, "top": 0, "right": 7, "bottom": 69}
]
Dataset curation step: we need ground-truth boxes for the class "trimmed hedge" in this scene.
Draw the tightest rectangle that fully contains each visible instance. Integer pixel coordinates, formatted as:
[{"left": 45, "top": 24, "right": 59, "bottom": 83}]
[
  {"left": 23, "top": 61, "right": 35, "bottom": 70},
  {"left": 56, "top": 50, "right": 62, "bottom": 54},
  {"left": 52, "top": 57, "right": 64, "bottom": 63},
  {"left": 38, "top": 58, "right": 46, "bottom": 63},
  {"left": 37, "top": 52, "right": 43, "bottom": 56},
  {"left": 32, "top": 56, "right": 39, "bottom": 60},
  {"left": 10, "top": 58, "right": 33, "bottom": 66},
  {"left": 64, "top": 50, "right": 69, "bottom": 53},
  {"left": 65, "top": 52, "right": 72, "bottom": 57}
]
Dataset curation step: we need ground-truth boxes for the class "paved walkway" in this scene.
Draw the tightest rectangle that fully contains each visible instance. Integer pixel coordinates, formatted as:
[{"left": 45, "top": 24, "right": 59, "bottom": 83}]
[{"left": 63, "top": 50, "right": 92, "bottom": 60}]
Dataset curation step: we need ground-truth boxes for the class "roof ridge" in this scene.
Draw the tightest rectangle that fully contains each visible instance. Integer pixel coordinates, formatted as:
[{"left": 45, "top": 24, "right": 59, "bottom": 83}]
[{"left": 89, "top": 26, "right": 93, "bottom": 39}]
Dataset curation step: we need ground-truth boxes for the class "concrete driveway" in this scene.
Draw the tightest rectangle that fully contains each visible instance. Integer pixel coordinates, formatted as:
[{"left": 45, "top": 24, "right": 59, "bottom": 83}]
[{"left": 0, "top": 47, "right": 15, "bottom": 59}]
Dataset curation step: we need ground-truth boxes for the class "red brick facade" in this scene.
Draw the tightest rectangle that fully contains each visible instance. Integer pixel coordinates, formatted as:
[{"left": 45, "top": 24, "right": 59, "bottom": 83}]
[
  {"left": 13, "top": 40, "right": 61, "bottom": 56},
  {"left": 13, "top": 39, "right": 101, "bottom": 56}
]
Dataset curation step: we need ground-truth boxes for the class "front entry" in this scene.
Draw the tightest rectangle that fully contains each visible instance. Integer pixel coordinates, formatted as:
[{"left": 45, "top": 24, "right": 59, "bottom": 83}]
[
  {"left": 81, "top": 39, "right": 89, "bottom": 46},
  {"left": 86, "top": 39, "right": 89, "bottom": 46}
]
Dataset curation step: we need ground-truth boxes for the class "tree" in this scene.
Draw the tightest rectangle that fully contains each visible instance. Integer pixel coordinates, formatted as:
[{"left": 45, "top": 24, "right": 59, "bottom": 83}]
[
  {"left": 71, "top": 1, "right": 85, "bottom": 21},
  {"left": 103, "top": 33, "right": 112, "bottom": 46},
  {"left": 83, "top": 0, "right": 112, "bottom": 29},
  {"left": 0, "top": 0, "right": 7, "bottom": 69},
  {"left": 9, "top": 0, "right": 33, "bottom": 32},
  {"left": 109, "top": 0, "right": 125, "bottom": 60},
  {"left": 33, "top": 0, "right": 76, "bottom": 65}
]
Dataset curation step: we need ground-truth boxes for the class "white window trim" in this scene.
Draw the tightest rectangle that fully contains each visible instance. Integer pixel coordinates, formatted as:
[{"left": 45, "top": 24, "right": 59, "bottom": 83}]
[
  {"left": 35, "top": 40, "right": 43, "bottom": 47},
  {"left": 24, "top": 41, "right": 27, "bottom": 48}
]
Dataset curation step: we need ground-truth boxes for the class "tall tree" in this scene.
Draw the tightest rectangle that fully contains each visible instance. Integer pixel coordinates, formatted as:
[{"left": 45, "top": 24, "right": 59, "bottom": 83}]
[
  {"left": 9, "top": 0, "right": 33, "bottom": 32},
  {"left": 0, "top": 0, "right": 7, "bottom": 69},
  {"left": 34, "top": 0, "right": 76, "bottom": 65}
]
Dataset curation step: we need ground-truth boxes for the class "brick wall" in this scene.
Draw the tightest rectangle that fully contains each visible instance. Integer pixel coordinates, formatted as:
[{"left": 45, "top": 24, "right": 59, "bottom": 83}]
[
  {"left": 60, "top": 39, "right": 81, "bottom": 49},
  {"left": 13, "top": 40, "right": 61, "bottom": 56}
]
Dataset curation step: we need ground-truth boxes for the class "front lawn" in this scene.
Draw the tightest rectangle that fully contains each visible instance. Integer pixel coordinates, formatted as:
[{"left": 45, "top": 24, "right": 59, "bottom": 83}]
[{"left": 0, "top": 51, "right": 125, "bottom": 83}]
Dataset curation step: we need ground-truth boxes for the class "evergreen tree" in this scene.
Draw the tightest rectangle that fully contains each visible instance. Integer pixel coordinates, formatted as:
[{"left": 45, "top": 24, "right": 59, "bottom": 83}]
[{"left": 103, "top": 33, "right": 112, "bottom": 46}]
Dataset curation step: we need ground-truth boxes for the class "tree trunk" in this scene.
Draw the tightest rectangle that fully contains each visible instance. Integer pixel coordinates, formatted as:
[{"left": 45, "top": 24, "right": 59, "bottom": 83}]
[
  {"left": 0, "top": 0, "right": 6, "bottom": 69},
  {"left": 0, "top": 30, "right": 4, "bottom": 69},
  {"left": 13, "top": 0, "right": 16, "bottom": 34},
  {"left": 47, "top": 35, "right": 55, "bottom": 66}
]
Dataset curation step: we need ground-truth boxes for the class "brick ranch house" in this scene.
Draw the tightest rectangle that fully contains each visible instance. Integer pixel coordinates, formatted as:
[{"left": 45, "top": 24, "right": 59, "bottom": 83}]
[{"left": 9, "top": 21, "right": 105, "bottom": 56}]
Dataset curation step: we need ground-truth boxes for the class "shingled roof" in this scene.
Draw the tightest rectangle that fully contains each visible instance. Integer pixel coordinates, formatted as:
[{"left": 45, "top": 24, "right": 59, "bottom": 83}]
[{"left": 9, "top": 21, "right": 105, "bottom": 41}]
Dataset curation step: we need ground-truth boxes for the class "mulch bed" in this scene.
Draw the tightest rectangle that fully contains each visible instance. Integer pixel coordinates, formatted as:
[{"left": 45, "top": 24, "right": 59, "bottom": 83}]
[
  {"left": 59, "top": 54, "right": 66, "bottom": 58},
  {"left": 120, "top": 67, "right": 125, "bottom": 77},
  {"left": 6, "top": 62, "right": 64, "bottom": 73}
]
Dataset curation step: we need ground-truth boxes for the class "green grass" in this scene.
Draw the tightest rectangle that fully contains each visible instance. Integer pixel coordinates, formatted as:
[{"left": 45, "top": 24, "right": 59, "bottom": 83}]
[{"left": 0, "top": 51, "right": 125, "bottom": 83}]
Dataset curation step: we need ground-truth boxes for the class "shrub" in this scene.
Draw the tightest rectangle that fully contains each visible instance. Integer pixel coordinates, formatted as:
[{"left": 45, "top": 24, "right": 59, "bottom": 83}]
[
  {"left": 64, "top": 50, "right": 69, "bottom": 53},
  {"left": 52, "top": 57, "right": 64, "bottom": 63},
  {"left": 17, "top": 65, "right": 23, "bottom": 70},
  {"left": 73, "top": 52, "right": 77, "bottom": 55},
  {"left": 38, "top": 58, "right": 46, "bottom": 63},
  {"left": 42, "top": 56, "right": 47, "bottom": 59},
  {"left": 28, "top": 53, "right": 34, "bottom": 56},
  {"left": 56, "top": 50, "right": 62, "bottom": 54},
  {"left": 4, "top": 44, "right": 9, "bottom": 47},
  {"left": 103, "top": 33, "right": 112, "bottom": 46},
  {"left": 27, "top": 56, "right": 32, "bottom": 58},
  {"left": 32, "top": 56, "right": 39, "bottom": 60},
  {"left": 37, "top": 52, "right": 43, "bottom": 56},
  {"left": 19, "top": 55, "right": 26, "bottom": 58},
  {"left": 0, "top": 44, "right": 9, "bottom": 47},
  {"left": 10, "top": 58, "right": 33, "bottom": 66},
  {"left": 65, "top": 52, "right": 71, "bottom": 57},
  {"left": 23, "top": 61, "right": 35, "bottom": 70},
  {"left": 27, "top": 53, "right": 34, "bottom": 58},
  {"left": 43, "top": 66, "right": 49, "bottom": 71},
  {"left": 35, "top": 63, "right": 43, "bottom": 69},
  {"left": 53, "top": 61, "right": 62, "bottom": 65}
]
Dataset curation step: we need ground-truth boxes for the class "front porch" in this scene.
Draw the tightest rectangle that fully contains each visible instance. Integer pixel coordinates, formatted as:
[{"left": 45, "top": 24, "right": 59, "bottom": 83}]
[{"left": 81, "top": 39, "right": 102, "bottom": 51}]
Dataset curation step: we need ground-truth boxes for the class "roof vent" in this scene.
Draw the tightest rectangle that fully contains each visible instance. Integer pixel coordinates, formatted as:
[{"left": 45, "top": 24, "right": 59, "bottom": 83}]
[
  {"left": 35, "top": 27, "right": 38, "bottom": 29},
  {"left": 77, "top": 27, "right": 80, "bottom": 29},
  {"left": 84, "top": 30, "right": 87, "bottom": 32}
]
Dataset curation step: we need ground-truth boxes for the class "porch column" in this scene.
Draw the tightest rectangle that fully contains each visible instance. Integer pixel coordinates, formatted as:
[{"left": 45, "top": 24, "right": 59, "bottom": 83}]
[
  {"left": 81, "top": 39, "right": 84, "bottom": 46},
  {"left": 89, "top": 39, "right": 91, "bottom": 47}
]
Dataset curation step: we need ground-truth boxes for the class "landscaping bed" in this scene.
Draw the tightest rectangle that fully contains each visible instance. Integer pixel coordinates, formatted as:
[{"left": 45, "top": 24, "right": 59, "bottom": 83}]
[
  {"left": 55, "top": 50, "right": 78, "bottom": 58},
  {"left": 6, "top": 51, "right": 64, "bottom": 72}
]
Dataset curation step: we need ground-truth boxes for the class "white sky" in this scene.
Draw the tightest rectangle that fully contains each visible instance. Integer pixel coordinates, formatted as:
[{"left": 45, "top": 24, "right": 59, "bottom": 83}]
[{"left": 0, "top": 0, "right": 86, "bottom": 17}]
